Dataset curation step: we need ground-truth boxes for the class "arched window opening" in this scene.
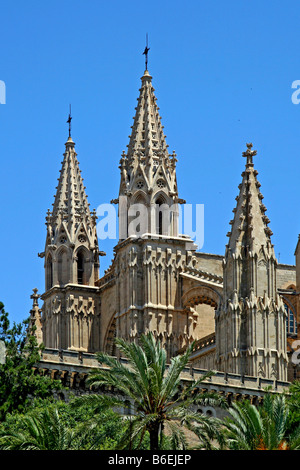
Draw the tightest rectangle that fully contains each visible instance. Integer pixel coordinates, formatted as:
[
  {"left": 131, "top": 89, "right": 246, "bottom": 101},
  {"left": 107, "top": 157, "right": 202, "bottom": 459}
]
[
  {"left": 105, "top": 317, "right": 117, "bottom": 356},
  {"left": 158, "top": 210, "right": 163, "bottom": 235},
  {"left": 128, "top": 195, "right": 147, "bottom": 237},
  {"left": 77, "top": 251, "right": 84, "bottom": 285},
  {"left": 46, "top": 255, "right": 53, "bottom": 291},
  {"left": 285, "top": 303, "right": 298, "bottom": 335},
  {"left": 58, "top": 249, "right": 68, "bottom": 286},
  {"left": 156, "top": 197, "right": 165, "bottom": 235}
]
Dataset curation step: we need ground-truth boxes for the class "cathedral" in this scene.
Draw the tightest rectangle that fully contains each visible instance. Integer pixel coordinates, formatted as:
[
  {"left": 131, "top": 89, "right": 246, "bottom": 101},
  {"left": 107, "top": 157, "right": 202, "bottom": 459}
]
[{"left": 30, "top": 62, "right": 300, "bottom": 403}]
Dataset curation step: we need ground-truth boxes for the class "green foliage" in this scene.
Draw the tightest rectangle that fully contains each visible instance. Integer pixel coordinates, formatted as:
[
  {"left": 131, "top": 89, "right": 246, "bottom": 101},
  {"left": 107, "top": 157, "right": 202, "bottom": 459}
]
[
  {"left": 223, "top": 393, "right": 300, "bottom": 450},
  {"left": 64, "top": 397, "right": 129, "bottom": 450},
  {"left": 0, "top": 302, "right": 62, "bottom": 420},
  {"left": 0, "top": 399, "right": 126, "bottom": 450},
  {"left": 285, "top": 380, "right": 300, "bottom": 433}
]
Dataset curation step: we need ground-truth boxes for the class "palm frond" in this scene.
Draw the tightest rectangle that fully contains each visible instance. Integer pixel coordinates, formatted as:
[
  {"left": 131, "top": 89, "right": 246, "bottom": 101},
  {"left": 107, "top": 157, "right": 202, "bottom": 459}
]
[
  {"left": 70, "top": 393, "right": 125, "bottom": 413},
  {"left": 164, "top": 420, "right": 188, "bottom": 450},
  {"left": 159, "top": 346, "right": 194, "bottom": 408}
]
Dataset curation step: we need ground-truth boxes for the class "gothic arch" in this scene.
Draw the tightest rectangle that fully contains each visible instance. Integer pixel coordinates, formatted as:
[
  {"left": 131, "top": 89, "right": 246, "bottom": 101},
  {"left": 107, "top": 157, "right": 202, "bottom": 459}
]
[
  {"left": 152, "top": 192, "right": 171, "bottom": 236},
  {"left": 75, "top": 245, "right": 91, "bottom": 285},
  {"left": 152, "top": 191, "right": 167, "bottom": 205},
  {"left": 281, "top": 294, "right": 296, "bottom": 312},
  {"left": 129, "top": 191, "right": 149, "bottom": 236},
  {"left": 281, "top": 295, "right": 297, "bottom": 335},
  {"left": 182, "top": 285, "right": 222, "bottom": 310},
  {"left": 56, "top": 244, "right": 72, "bottom": 258},
  {"left": 280, "top": 282, "right": 296, "bottom": 290},
  {"left": 104, "top": 314, "right": 117, "bottom": 356},
  {"left": 56, "top": 246, "right": 70, "bottom": 286},
  {"left": 133, "top": 190, "right": 148, "bottom": 205}
]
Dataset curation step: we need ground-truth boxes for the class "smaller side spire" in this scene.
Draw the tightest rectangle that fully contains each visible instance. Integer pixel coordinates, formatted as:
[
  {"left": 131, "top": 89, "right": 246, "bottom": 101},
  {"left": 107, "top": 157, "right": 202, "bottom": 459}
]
[
  {"left": 29, "top": 288, "right": 43, "bottom": 345},
  {"left": 42, "top": 116, "right": 100, "bottom": 291},
  {"left": 223, "top": 142, "right": 278, "bottom": 300},
  {"left": 226, "top": 142, "right": 274, "bottom": 256}
]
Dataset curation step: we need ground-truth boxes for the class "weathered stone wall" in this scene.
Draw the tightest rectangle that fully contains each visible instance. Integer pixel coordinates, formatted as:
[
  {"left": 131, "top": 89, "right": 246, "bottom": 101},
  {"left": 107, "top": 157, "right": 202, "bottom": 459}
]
[
  {"left": 276, "top": 263, "right": 296, "bottom": 289},
  {"left": 194, "top": 252, "right": 223, "bottom": 277}
]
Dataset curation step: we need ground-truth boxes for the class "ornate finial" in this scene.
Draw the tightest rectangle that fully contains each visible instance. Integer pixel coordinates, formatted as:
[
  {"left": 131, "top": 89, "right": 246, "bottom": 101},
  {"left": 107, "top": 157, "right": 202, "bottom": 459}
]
[
  {"left": 91, "top": 208, "right": 97, "bottom": 221},
  {"left": 45, "top": 208, "right": 52, "bottom": 225},
  {"left": 30, "top": 288, "right": 40, "bottom": 307},
  {"left": 242, "top": 142, "right": 257, "bottom": 166},
  {"left": 119, "top": 151, "right": 126, "bottom": 167},
  {"left": 170, "top": 150, "right": 177, "bottom": 169},
  {"left": 143, "top": 33, "right": 150, "bottom": 71},
  {"left": 67, "top": 104, "right": 72, "bottom": 138}
]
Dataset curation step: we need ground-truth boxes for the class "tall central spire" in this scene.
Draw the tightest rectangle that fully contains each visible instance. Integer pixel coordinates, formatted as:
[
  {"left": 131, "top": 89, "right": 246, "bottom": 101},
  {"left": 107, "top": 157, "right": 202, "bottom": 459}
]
[
  {"left": 116, "top": 65, "right": 181, "bottom": 239},
  {"left": 125, "top": 69, "right": 171, "bottom": 175}
]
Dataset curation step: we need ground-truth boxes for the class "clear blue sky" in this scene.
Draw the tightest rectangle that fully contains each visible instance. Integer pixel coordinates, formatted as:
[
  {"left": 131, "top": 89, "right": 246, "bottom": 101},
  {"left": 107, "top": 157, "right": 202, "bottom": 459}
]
[{"left": 1, "top": 0, "right": 300, "bottom": 324}]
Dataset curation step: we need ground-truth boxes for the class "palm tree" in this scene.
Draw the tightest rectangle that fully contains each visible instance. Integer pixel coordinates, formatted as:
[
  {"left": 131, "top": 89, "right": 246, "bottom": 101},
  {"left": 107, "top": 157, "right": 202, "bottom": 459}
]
[
  {"left": 223, "top": 393, "right": 300, "bottom": 450},
  {"left": 80, "top": 332, "right": 225, "bottom": 450}
]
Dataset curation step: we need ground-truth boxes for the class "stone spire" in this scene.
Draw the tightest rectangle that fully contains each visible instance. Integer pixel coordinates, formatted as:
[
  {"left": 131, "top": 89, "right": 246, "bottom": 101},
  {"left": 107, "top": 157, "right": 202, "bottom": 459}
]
[
  {"left": 227, "top": 143, "right": 273, "bottom": 252},
  {"left": 224, "top": 143, "right": 275, "bottom": 299},
  {"left": 29, "top": 288, "right": 43, "bottom": 345},
  {"left": 49, "top": 136, "right": 96, "bottom": 242},
  {"left": 215, "top": 143, "right": 288, "bottom": 381},
  {"left": 41, "top": 131, "right": 100, "bottom": 290},
  {"left": 116, "top": 69, "right": 183, "bottom": 239},
  {"left": 127, "top": 71, "right": 169, "bottom": 161},
  {"left": 120, "top": 69, "right": 180, "bottom": 197}
]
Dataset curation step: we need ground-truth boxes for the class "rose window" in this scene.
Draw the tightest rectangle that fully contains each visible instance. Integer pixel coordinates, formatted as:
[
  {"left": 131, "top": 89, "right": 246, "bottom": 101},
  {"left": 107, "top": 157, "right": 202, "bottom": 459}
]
[{"left": 157, "top": 180, "right": 165, "bottom": 188}]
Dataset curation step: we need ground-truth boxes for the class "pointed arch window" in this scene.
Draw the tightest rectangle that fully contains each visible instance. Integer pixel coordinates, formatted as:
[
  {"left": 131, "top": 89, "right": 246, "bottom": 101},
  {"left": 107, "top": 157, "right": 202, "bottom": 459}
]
[
  {"left": 156, "top": 196, "right": 166, "bottom": 235},
  {"left": 128, "top": 194, "right": 147, "bottom": 237},
  {"left": 46, "top": 254, "right": 53, "bottom": 291},
  {"left": 77, "top": 250, "right": 84, "bottom": 285},
  {"left": 58, "top": 248, "right": 68, "bottom": 286}
]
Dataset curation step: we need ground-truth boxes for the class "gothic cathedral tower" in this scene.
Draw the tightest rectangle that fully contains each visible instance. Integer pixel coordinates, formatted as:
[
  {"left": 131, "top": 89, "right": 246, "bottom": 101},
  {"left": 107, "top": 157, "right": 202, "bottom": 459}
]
[
  {"left": 39, "top": 133, "right": 101, "bottom": 352},
  {"left": 107, "top": 67, "right": 197, "bottom": 359},
  {"left": 215, "top": 144, "right": 288, "bottom": 381}
]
